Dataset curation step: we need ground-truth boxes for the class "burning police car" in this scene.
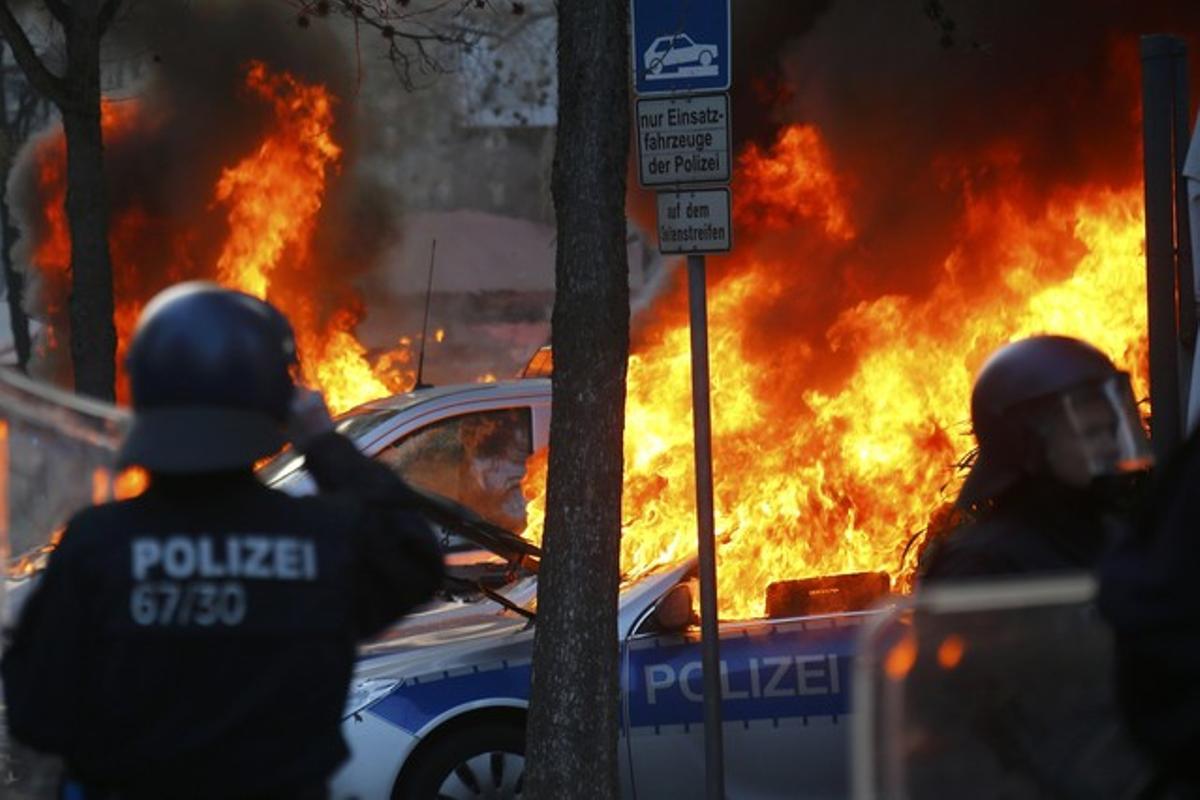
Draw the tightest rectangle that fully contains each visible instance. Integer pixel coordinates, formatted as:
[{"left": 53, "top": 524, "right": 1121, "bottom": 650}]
[
  {"left": 262, "top": 379, "right": 888, "bottom": 798},
  {"left": 333, "top": 552, "right": 870, "bottom": 799}
]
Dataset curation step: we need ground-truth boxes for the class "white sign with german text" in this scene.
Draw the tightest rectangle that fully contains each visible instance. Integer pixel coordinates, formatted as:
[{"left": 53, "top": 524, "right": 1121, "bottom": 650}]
[
  {"left": 637, "top": 94, "right": 730, "bottom": 186},
  {"left": 656, "top": 189, "right": 732, "bottom": 254}
]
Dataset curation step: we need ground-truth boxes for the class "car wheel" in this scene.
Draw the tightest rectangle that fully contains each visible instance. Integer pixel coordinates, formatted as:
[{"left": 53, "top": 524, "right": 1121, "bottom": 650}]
[
  {"left": 397, "top": 722, "right": 525, "bottom": 800},
  {"left": 699, "top": 50, "right": 713, "bottom": 66}
]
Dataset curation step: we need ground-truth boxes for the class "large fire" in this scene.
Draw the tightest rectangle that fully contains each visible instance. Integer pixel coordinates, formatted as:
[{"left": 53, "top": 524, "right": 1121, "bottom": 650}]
[
  {"left": 29, "top": 62, "right": 411, "bottom": 414},
  {"left": 22, "top": 51, "right": 1152, "bottom": 621},
  {"left": 523, "top": 122, "right": 1147, "bottom": 620}
]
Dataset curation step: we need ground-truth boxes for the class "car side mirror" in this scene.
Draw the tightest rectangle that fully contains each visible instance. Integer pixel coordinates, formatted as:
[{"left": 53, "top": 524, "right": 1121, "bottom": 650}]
[{"left": 653, "top": 583, "right": 695, "bottom": 632}]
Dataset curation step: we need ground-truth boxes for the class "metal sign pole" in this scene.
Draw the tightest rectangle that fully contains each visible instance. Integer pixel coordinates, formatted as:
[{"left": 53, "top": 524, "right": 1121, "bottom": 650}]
[
  {"left": 1142, "top": 34, "right": 1187, "bottom": 460},
  {"left": 1170, "top": 41, "right": 1196, "bottom": 413},
  {"left": 631, "top": 0, "right": 731, "bottom": 791},
  {"left": 687, "top": 252, "right": 726, "bottom": 800}
]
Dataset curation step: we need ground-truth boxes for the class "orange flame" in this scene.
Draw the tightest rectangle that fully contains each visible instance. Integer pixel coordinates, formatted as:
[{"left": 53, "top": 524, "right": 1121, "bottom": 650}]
[
  {"left": 8, "top": 524, "right": 64, "bottom": 581},
  {"left": 214, "top": 62, "right": 341, "bottom": 298},
  {"left": 885, "top": 632, "right": 919, "bottom": 681},
  {"left": 29, "top": 66, "right": 412, "bottom": 413},
  {"left": 114, "top": 467, "right": 149, "bottom": 500},
  {"left": 735, "top": 125, "right": 855, "bottom": 239},
  {"left": 523, "top": 122, "right": 1148, "bottom": 620},
  {"left": 937, "top": 634, "right": 966, "bottom": 670},
  {"left": 208, "top": 60, "right": 411, "bottom": 412},
  {"left": 91, "top": 467, "right": 110, "bottom": 505}
]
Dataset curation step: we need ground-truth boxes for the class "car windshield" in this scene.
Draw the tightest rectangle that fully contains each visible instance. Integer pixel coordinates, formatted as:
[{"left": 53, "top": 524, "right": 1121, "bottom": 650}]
[
  {"left": 256, "top": 408, "right": 396, "bottom": 484},
  {"left": 376, "top": 408, "right": 533, "bottom": 534}
]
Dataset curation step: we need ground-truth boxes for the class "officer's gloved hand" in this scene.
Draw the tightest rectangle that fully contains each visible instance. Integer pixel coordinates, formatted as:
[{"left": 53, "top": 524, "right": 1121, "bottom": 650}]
[{"left": 287, "top": 387, "right": 335, "bottom": 451}]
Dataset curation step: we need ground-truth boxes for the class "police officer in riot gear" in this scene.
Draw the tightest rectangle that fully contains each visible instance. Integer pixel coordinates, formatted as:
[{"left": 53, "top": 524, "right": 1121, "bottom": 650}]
[
  {"left": 2, "top": 283, "right": 443, "bottom": 799},
  {"left": 919, "top": 335, "right": 1152, "bottom": 581},
  {"left": 1101, "top": 423, "right": 1200, "bottom": 794}
]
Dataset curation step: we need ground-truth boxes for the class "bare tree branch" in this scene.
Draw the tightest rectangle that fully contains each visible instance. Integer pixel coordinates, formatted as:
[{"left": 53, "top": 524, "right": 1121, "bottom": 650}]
[
  {"left": 0, "top": 1, "right": 70, "bottom": 108},
  {"left": 283, "top": 0, "right": 539, "bottom": 88}
]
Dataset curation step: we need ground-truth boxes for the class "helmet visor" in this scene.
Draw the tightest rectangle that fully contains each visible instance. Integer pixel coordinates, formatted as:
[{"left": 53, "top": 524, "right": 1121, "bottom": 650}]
[{"left": 1056, "top": 373, "right": 1152, "bottom": 478}]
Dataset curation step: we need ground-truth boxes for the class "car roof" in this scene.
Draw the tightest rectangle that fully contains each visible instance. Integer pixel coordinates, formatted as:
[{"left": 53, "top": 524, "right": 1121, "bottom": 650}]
[{"left": 351, "top": 378, "right": 551, "bottom": 415}]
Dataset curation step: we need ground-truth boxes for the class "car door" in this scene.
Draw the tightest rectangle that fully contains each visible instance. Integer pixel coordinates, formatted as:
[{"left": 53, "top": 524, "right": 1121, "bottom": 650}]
[{"left": 623, "top": 585, "right": 868, "bottom": 798}]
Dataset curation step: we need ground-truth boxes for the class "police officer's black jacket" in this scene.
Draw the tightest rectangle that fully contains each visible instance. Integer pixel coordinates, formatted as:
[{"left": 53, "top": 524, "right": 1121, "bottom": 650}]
[
  {"left": 1, "top": 432, "right": 444, "bottom": 798},
  {"left": 1100, "top": 435, "right": 1200, "bottom": 793},
  {"left": 919, "top": 480, "right": 1122, "bottom": 581}
]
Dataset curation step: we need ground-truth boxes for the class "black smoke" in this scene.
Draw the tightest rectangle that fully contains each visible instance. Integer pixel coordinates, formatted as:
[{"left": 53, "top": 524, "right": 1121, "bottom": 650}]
[
  {"left": 631, "top": 0, "right": 1200, "bottom": 398},
  {"left": 11, "top": 0, "right": 399, "bottom": 387}
]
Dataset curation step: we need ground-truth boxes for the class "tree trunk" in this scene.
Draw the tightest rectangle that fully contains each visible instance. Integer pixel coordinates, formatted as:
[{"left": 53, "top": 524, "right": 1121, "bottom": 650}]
[
  {"left": 524, "top": 0, "right": 630, "bottom": 798},
  {"left": 0, "top": 43, "right": 32, "bottom": 372},
  {"left": 63, "top": 0, "right": 116, "bottom": 399},
  {"left": 1, "top": 173, "right": 31, "bottom": 372}
]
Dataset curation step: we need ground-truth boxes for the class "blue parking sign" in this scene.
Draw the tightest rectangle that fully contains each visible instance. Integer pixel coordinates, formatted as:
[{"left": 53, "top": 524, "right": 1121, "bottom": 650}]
[{"left": 631, "top": 0, "right": 731, "bottom": 96}]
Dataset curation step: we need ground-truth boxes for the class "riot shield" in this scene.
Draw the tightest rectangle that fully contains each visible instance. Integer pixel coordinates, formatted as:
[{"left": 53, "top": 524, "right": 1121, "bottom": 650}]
[
  {"left": 852, "top": 576, "right": 1155, "bottom": 800},
  {"left": 0, "top": 368, "right": 131, "bottom": 632}
]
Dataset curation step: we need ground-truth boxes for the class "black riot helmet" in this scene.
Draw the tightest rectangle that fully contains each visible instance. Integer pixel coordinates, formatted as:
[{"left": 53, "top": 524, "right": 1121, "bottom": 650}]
[
  {"left": 957, "top": 335, "right": 1152, "bottom": 509},
  {"left": 117, "top": 282, "right": 299, "bottom": 473}
]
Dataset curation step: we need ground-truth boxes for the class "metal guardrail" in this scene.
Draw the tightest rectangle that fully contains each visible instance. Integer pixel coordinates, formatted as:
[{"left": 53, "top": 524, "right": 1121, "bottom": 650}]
[{"left": 0, "top": 368, "right": 129, "bottom": 586}]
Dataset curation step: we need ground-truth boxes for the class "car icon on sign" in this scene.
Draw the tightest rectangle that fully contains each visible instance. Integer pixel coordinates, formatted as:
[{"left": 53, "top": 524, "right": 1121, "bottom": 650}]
[{"left": 644, "top": 33, "right": 719, "bottom": 78}]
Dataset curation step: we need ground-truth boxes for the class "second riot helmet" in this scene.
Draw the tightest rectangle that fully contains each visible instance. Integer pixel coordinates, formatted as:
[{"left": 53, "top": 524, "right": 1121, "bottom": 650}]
[{"left": 957, "top": 335, "right": 1151, "bottom": 509}]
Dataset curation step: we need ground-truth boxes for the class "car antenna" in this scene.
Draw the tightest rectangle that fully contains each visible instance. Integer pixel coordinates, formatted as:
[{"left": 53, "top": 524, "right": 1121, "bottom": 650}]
[{"left": 413, "top": 238, "right": 437, "bottom": 390}]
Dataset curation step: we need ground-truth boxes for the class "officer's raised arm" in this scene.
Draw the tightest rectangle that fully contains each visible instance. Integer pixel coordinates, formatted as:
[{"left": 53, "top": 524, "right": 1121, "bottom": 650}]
[{"left": 287, "top": 386, "right": 444, "bottom": 638}]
